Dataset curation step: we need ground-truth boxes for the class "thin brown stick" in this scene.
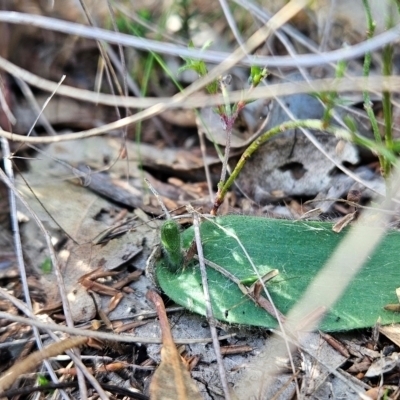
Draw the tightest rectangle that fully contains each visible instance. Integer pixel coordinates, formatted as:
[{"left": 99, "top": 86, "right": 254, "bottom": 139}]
[{"left": 0, "top": 310, "right": 235, "bottom": 345}]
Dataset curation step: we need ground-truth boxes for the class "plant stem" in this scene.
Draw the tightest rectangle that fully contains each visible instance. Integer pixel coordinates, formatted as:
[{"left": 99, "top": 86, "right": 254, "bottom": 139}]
[
  {"left": 361, "top": 0, "right": 385, "bottom": 175},
  {"left": 213, "top": 82, "right": 258, "bottom": 210},
  {"left": 217, "top": 80, "right": 233, "bottom": 190},
  {"left": 382, "top": 43, "right": 394, "bottom": 178},
  {"left": 381, "top": 0, "right": 398, "bottom": 183},
  {"left": 320, "top": 60, "right": 346, "bottom": 129},
  {"left": 211, "top": 119, "right": 396, "bottom": 214}
]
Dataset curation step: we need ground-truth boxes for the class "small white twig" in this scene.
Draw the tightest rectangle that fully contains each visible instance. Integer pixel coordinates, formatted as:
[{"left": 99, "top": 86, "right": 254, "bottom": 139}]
[
  {"left": 26, "top": 75, "right": 65, "bottom": 138},
  {"left": 144, "top": 177, "right": 171, "bottom": 218},
  {"left": 20, "top": 68, "right": 87, "bottom": 398},
  {"left": 197, "top": 129, "right": 214, "bottom": 202},
  {"left": 0, "top": 11, "right": 398, "bottom": 67},
  {"left": 0, "top": 139, "right": 70, "bottom": 400},
  {"left": 14, "top": 76, "right": 57, "bottom": 136},
  {"left": 188, "top": 206, "right": 232, "bottom": 400},
  {"left": 218, "top": 0, "right": 246, "bottom": 50}
]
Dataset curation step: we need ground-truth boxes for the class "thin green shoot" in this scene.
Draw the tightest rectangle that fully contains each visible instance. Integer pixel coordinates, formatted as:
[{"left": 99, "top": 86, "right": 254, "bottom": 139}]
[
  {"left": 382, "top": 42, "right": 394, "bottom": 178},
  {"left": 212, "top": 118, "right": 397, "bottom": 213},
  {"left": 115, "top": 11, "right": 178, "bottom": 190},
  {"left": 318, "top": 59, "right": 347, "bottom": 128},
  {"left": 179, "top": 41, "right": 220, "bottom": 96},
  {"left": 381, "top": 0, "right": 400, "bottom": 182},
  {"left": 179, "top": 44, "right": 269, "bottom": 211},
  {"left": 362, "top": 0, "right": 384, "bottom": 175},
  {"left": 361, "top": 0, "right": 400, "bottom": 183}
]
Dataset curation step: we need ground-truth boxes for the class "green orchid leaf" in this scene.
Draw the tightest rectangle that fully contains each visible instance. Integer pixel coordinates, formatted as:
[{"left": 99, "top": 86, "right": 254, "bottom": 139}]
[{"left": 156, "top": 215, "right": 400, "bottom": 332}]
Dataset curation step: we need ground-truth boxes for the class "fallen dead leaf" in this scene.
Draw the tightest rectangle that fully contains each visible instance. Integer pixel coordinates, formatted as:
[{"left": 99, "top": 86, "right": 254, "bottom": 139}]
[
  {"left": 16, "top": 143, "right": 151, "bottom": 322},
  {"left": 379, "top": 324, "right": 400, "bottom": 346},
  {"left": 365, "top": 353, "right": 399, "bottom": 377},
  {"left": 237, "top": 83, "right": 360, "bottom": 204}
]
